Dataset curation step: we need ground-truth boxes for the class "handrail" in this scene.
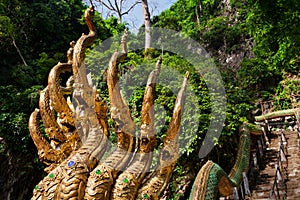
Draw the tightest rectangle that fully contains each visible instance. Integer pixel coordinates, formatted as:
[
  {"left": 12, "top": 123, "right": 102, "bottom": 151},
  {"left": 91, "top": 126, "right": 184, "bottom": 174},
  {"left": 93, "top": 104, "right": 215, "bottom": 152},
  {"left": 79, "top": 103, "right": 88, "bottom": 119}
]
[
  {"left": 298, "top": 128, "right": 300, "bottom": 152},
  {"left": 269, "top": 130, "right": 288, "bottom": 199},
  {"left": 257, "top": 95, "right": 300, "bottom": 114},
  {"left": 253, "top": 98, "right": 300, "bottom": 199},
  {"left": 226, "top": 126, "right": 268, "bottom": 200},
  {"left": 220, "top": 116, "right": 295, "bottom": 200},
  {"left": 270, "top": 168, "right": 281, "bottom": 199},
  {"left": 296, "top": 112, "right": 300, "bottom": 152},
  {"left": 270, "top": 165, "right": 287, "bottom": 200}
]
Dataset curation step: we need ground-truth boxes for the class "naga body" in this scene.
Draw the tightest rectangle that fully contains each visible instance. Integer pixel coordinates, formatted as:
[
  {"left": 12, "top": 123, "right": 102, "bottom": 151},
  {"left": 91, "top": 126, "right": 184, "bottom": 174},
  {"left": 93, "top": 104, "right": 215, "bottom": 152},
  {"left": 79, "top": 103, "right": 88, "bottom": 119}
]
[{"left": 29, "top": 6, "right": 254, "bottom": 200}]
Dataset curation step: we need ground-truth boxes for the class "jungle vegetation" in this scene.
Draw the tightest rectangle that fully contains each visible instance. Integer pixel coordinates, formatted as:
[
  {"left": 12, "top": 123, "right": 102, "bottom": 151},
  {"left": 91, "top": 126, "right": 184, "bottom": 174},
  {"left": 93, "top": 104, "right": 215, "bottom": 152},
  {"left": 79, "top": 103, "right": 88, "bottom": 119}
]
[{"left": 0, "top": 0, "right": 299, "bottom": 199}]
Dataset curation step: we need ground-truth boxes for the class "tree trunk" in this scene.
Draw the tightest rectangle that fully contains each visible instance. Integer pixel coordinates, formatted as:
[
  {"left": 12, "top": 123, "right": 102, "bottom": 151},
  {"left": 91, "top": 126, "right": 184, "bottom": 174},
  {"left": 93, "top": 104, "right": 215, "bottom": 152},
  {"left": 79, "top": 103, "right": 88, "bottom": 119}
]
[{"left": 141, "top": 0, "right": 151, "bottom": 54}]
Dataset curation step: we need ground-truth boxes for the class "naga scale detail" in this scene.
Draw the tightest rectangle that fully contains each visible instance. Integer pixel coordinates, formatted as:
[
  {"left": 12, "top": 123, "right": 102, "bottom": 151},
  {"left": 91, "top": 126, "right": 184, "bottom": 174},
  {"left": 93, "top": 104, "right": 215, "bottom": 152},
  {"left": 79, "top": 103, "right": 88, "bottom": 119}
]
[{"left": 29, "top": 7, "right": 254, "bottom": 199}]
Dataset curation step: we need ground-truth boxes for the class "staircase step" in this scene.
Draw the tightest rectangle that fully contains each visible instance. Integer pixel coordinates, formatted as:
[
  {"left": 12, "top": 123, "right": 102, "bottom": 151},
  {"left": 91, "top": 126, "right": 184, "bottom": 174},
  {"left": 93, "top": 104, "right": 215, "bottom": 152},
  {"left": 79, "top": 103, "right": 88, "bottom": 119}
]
[{"left": 251, "top": 130, "right": 300, "bottom": 199}]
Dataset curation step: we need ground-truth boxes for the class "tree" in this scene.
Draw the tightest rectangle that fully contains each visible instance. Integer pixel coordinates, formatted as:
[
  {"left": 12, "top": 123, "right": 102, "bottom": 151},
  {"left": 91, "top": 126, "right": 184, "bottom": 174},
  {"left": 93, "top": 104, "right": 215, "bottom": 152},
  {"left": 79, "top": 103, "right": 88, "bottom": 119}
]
[
  {"left": 141, "top": 0, "right": 151, "bottom": 50},
  {"left": 0, "top": 1, "right": 125, "bottom": 198},
  {"left": 246, "top": 0, "right": 300, "bottom": 73},
  {"left": 93, "top": 0, "right": 152, "bottom": 53},
  {"left": 0, "top": 0, "right": 88, "bottom": 87},
  {"left": 95, "top": 0, "right": 141, "bottom": 23},
  {"left": 0, "top": 16, "right": 27, "bottom": 66}
]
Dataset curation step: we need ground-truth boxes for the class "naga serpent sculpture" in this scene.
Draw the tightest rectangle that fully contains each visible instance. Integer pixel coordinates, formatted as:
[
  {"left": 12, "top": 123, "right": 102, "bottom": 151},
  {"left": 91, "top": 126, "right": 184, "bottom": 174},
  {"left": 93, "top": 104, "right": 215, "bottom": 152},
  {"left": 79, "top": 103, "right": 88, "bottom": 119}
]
[
  {"left": 255, "top": 109, "right": 299, "bottom": 122},
  {"left": 29, "top": 6, "right": 253, "bottom": 199}
]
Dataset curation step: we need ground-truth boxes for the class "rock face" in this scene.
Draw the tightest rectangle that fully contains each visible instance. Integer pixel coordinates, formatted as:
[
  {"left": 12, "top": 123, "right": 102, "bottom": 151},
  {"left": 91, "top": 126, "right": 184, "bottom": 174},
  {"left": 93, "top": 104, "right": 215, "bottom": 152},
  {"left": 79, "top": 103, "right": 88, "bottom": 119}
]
[
  {"left": 204, "top": 0, "right": 255, "bottom": 73},
  {"left": 216, "top": 37, "right": 254, "bottom": 72}
]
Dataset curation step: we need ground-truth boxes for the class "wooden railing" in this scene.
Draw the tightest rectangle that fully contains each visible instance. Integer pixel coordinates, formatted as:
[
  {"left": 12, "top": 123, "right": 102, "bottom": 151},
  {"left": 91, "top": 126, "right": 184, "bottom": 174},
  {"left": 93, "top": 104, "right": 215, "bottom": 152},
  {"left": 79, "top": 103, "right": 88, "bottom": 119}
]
[{"left": 257, "top": 95, "right": 300, "bottom": 115}]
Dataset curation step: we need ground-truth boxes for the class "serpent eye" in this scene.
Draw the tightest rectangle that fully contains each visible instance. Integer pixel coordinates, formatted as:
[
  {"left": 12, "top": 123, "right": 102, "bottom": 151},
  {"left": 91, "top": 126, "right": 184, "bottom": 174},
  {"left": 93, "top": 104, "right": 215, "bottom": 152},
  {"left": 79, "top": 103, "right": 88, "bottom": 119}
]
[
  {"left": 162, "top": 150, "right": 171, "bottom": 161},
  {"left": 141, "top": 138, "right": 149, "bottom": 146}
]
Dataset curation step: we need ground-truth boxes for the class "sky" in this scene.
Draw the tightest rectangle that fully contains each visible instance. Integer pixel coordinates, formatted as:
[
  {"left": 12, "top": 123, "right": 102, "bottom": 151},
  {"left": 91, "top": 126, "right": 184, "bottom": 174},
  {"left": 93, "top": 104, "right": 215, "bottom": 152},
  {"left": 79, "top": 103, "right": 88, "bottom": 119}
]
[{"left": 84, "top": 0, "right": 176, "bottom": 32}]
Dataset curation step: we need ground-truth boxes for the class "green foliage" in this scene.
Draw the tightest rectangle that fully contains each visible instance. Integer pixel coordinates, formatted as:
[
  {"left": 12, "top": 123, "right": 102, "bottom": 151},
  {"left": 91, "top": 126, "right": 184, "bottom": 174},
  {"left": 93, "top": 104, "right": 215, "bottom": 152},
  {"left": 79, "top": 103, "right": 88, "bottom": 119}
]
[
  {"left": 246, "top": 0, "right": 300, "bottom": 72},
  {"left": 151, "top": 5, "right": 298, "bottom": 197},
  {"left": 0, "top": 0, "right": 86, "bottom": 86},
  {"left": 274, "top": 72, "right": 300, "bottom": 110},
  {"left": 0, "top": 0, "right": 125, "bottom": 149},
  {"left": 0, "top": 0, "right": 298, "bottom": 198},
  {"left": 0, "top": 85, "right": 45, "bottom": 199},
  {"left": 0, "top": 0, "right": 124, "bottom": 87},
  {"left": 153, "top": 0, "right": 247, "bottom": 57},
  {"left": 0, "top": 85, "right": 42, "bottom": 152},
  {"left": 0, "top": 85, "right": 44, "bottom": 199},
  {"left": 238, "top": 58, "right": 280, "bottom": 93},
  {"left": 0, "top": 1, "right": 125, "bottom": 197}
]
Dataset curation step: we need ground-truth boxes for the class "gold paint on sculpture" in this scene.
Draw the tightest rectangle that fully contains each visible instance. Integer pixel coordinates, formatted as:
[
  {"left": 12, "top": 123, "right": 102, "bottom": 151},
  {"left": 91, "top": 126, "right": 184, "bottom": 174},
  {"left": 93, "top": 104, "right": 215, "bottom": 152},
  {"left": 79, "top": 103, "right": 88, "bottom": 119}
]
[{"left": 30, "top": 6, "right": 253, "bottom": 200}]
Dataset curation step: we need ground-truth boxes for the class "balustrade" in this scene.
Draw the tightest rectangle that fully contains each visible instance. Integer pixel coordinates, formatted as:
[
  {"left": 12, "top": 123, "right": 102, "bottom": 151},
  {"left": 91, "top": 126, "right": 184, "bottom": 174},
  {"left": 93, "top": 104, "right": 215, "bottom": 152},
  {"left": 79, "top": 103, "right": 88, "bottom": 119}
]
[{"left": 269, "top": 130, "right": 288, "bottom": 199}]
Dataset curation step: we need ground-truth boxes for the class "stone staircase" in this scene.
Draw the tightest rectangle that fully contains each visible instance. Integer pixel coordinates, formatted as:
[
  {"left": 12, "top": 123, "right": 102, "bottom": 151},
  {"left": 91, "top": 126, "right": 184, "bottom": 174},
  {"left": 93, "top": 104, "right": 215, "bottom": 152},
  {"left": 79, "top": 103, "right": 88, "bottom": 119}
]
[
  {"left": 251, "top": 129, "right": 300, "bottom": 199},
  {"left": 285, "top": 130, "right": 300, "bottom": 199}
]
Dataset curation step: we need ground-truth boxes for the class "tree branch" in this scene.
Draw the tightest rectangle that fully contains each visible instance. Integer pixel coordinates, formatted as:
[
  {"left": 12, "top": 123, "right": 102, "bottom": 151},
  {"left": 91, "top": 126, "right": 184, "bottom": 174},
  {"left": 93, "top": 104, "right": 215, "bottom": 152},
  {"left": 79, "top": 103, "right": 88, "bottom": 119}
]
[
  {"left": 11, "top": 36, "right": 27, "bottom": 66},
  {"left": 97, "top": 0, "right": 116, "bottom": 11},
  {"left": 122, "top": 1, "right": 141, "bottom": 16},
  {"left": 96, "top": 0, "right": 141, "bottom": 22},
  {"left": 114, "top": 0, "right": 122, "bottom": 21},
  {"left": 107, "top": 0, "right": 116, "bottom": 10},
  {"left": 114, "top": 0, "right": 120, "bottom": 13}
]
